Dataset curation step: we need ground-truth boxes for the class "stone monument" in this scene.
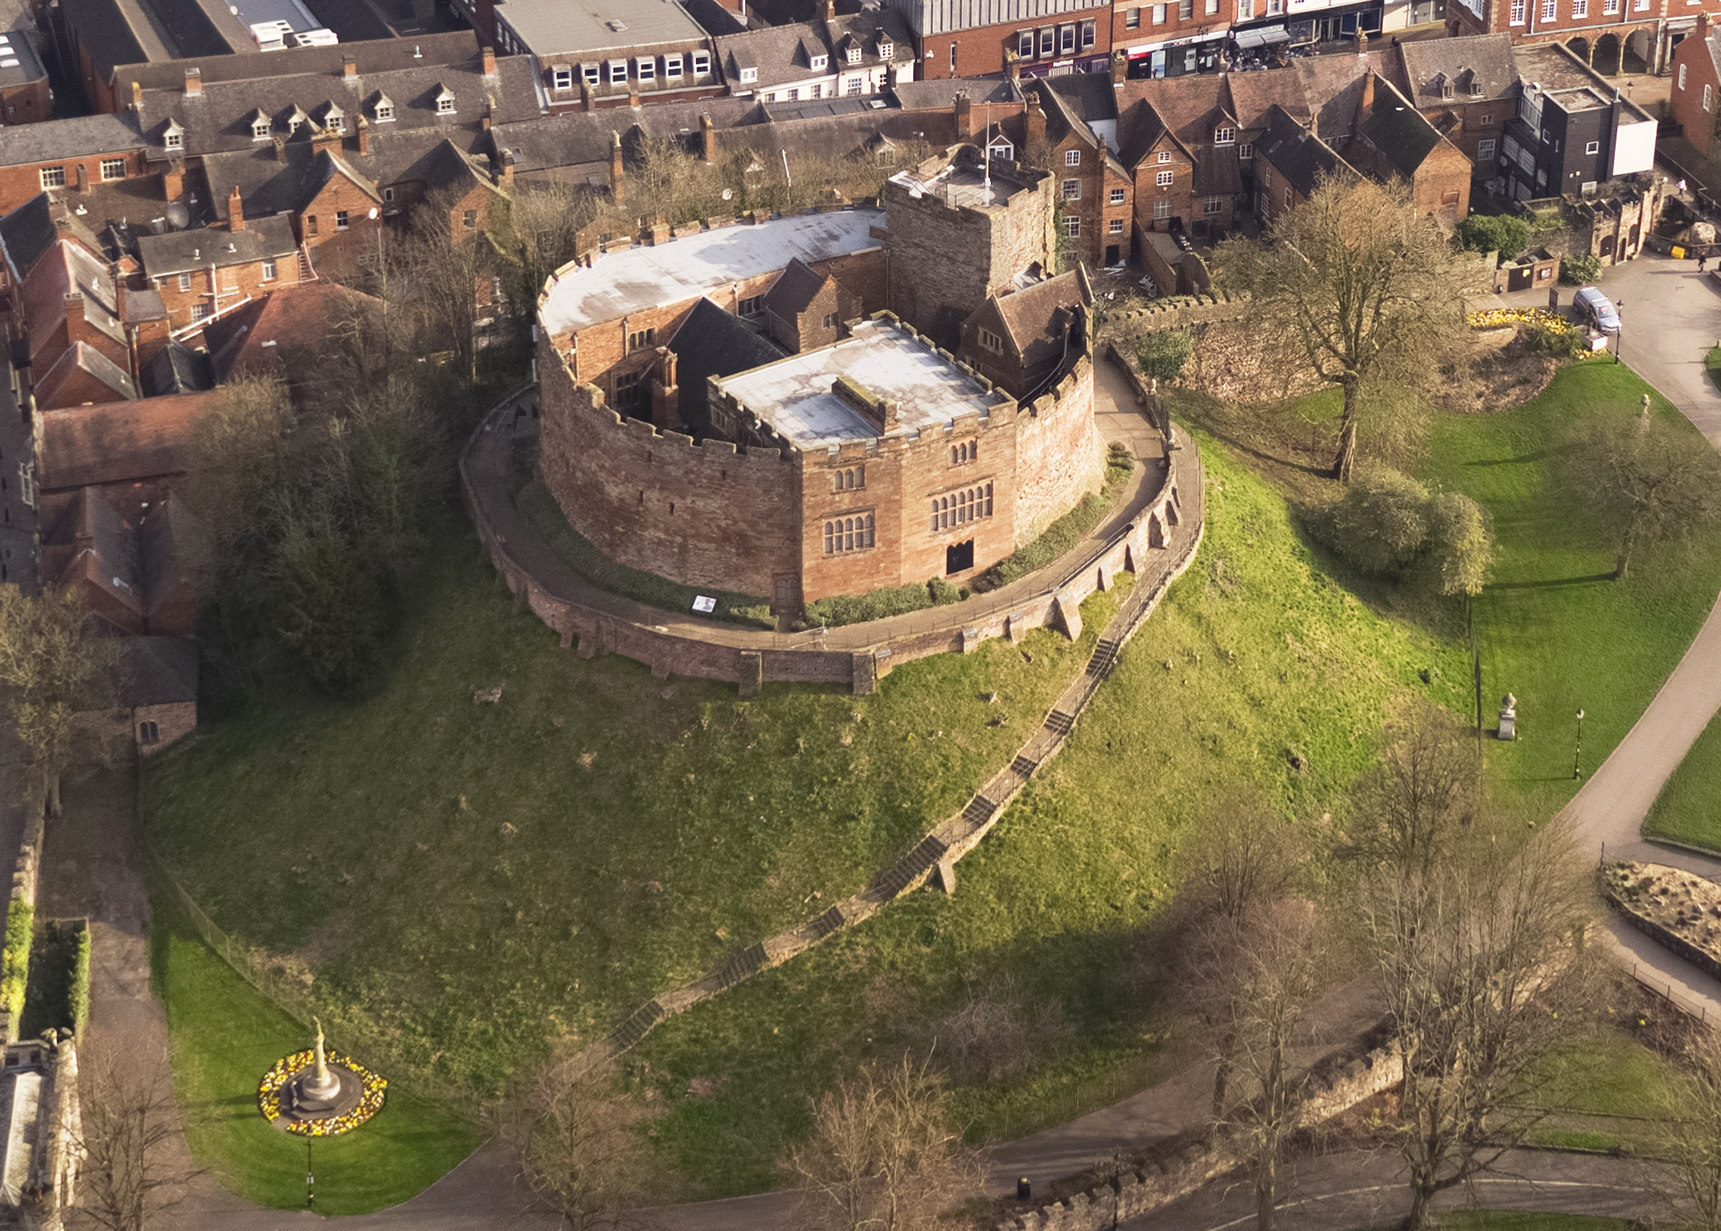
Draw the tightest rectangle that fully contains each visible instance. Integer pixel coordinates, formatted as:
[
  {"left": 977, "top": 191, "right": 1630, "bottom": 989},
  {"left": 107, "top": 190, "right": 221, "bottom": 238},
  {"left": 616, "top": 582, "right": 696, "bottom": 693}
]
[
  {"left": 1497, "top": 693, "right": 1517, "bottom": 742},
  {"left": 292, "top": 1019, "right": 344, "bottom": 1113}
]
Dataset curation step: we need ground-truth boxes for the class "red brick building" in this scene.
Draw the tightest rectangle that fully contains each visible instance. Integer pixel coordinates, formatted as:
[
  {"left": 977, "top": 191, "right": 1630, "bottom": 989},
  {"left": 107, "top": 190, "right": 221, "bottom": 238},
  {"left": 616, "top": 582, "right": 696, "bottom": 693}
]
[
  {"left": 1671, "top": 12, "right": 1721, "bottom": 155},
  {"left": 892, "top": 0, "right": 1113, "bottom": 80}
]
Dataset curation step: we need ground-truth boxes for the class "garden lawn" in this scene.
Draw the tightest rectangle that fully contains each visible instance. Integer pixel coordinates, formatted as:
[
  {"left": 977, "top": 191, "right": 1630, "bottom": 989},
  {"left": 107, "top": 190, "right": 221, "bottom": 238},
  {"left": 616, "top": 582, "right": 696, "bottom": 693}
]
[
  {"left": 1708, "top": 344, "right": 1721, "bottom": 395},
  {"left": 150, "top": 891, "right": 478, "bottom": 1213},
  {"left": 1645, "top": 709, "right": 1721, "bottom": 849},
  {"left": 1525, "top": 1028, "right": 1682, "bottom": 1153},
  {"left": 1419, "top": 360, "right": 1721, "bottom": 822},
  {"left": 629, "top": 435, "right": 1473, "bottom": 1198}
]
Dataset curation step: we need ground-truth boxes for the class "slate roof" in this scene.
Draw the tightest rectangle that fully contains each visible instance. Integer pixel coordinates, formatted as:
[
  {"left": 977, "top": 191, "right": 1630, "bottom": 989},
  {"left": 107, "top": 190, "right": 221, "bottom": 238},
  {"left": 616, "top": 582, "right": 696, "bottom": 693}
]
[
  {"left": 892, "top": 75, "right": 1020, "bottom": 111},
  {"left": 1047, "top": 71, "right": 1119, "bottom": 124},
  {"left": 1396, "top": 32, "right": 1517, "bottom": 107},
  {"left": 668, "top": 296, "right": 788, "bottom": 434},
  {"left": 137, "top": 496, "right": 212, "bottom": 623},
  {"left": 46, "top": 485, "right": 140, "bottom": 611},
  {"left": 143, "top": 340, "right": 213, "bottom": 397},
  {"left": 0, "top": 114, "right": 148, "bottom": 169},
  {"left": 1117, "top": 75, "right": 1232, "bottom": 151},
  {"left": 136, "top": 45, "right": 539, "bottom": 157},
  {"left": 716, "top": 11, "right": 912, "bottom": 93},
  {"left": 22, "top": 240, "right": 126, "bottom": 360},
  {"left": 0, "top": 195, "right": 59, "bottom": 285},
  {"left": 135, "top": 213, "right": 298, "bottom": 278},
  {"left": 60, "top": 0, "right": 170, "bottom": 78},
  {"left": 762, "top": 257, "right": 832, "bottom": 318},
  {"left": 197, "top": 144, "right": 382, "bottom": 221},
  {"left": 1356, "top": 74, "right": 1445, "bottom": 180},
  {"left": 1259, "top": 103, "right": 1356, "bottom": 198},
  {"left": 118, "top": 634, "right": 199, "bottom": 707},
  {"left": 680, "top": 0, "right": 746, "bottom": 37},
  {"left": 991, "top": 266, "right": 1092, "bottom": 370},
  {"left": 1223, "top": 69, "right": 1312, "bottom": 133},
  {"left": 37, "top": 393, "right": 214, "bottom": 489}
]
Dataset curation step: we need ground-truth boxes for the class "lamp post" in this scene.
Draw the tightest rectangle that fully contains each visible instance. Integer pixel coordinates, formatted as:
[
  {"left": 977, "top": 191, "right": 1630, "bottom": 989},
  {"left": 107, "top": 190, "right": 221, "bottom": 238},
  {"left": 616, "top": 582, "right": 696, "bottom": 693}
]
[
  {"left": 306, "top": 1139, "right": 315, "bottom": 1211},
  {"left": 1613, "top": 300, "right": 1623, "bottom": 365},
  {"left": 1572, "top": 708, "right": 1586, "bottom": 780}
]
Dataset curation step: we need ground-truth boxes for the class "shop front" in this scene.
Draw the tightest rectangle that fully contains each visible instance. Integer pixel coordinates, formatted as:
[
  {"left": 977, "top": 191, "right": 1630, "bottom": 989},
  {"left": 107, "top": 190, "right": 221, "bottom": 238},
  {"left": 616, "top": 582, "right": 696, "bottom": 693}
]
[{"left": 1123, "top": 30, "right": 1228, "bottom": 78}]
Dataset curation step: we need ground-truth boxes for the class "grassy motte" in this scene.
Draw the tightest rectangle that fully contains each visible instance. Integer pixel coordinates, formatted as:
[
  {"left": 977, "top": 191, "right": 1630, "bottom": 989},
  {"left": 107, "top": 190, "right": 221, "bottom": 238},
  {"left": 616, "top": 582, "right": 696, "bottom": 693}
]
[{"left": 150, "top": 891, "right": 479, "bottom": 1214}]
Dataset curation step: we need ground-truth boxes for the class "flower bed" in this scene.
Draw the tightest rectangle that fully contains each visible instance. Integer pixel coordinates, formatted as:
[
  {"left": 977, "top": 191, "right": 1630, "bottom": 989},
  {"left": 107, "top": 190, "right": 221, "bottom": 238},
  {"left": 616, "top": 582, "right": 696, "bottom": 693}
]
[
  {"left": 1466, "top": 307, "right": 1574, "bottom": 333},
  {"left": 257, "top": 1049, "right": 388, "bottom": 1137}
]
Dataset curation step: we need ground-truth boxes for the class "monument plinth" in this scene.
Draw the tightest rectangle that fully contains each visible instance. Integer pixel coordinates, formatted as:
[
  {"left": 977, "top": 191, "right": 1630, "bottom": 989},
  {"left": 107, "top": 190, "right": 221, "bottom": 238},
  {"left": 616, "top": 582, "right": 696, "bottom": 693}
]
[{"left": 258, "top": 1019, "right": 388, "bottom": 1137}]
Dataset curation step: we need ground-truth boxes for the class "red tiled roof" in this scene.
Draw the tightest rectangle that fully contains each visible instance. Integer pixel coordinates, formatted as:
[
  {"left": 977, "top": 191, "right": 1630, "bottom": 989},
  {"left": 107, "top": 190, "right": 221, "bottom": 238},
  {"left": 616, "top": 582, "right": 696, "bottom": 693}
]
[
  {"left": 37, "top": 393, "right": 217, "bottom": 492},
  {"left": 205, "top": 281, "right": 382, "bottom": 383}
]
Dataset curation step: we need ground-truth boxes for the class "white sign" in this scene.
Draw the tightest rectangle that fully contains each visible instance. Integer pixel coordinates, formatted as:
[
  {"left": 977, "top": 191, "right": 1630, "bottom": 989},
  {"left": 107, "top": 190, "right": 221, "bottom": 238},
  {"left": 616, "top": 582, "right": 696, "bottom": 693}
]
[{"left": 692, "top": 595, "right": 718, "bottom": 614}]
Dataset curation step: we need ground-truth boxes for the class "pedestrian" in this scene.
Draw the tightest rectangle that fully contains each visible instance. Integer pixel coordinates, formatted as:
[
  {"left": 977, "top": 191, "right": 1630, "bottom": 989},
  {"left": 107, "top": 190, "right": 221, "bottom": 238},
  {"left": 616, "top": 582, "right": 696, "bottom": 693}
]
[{"left": 1702, "top": 253, "right": 1710, "bottom": 273}]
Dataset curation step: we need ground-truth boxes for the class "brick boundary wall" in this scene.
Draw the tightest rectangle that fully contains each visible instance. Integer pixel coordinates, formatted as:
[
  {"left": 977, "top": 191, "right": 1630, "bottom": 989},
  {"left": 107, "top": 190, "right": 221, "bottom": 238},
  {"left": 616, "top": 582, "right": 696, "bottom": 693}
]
[
  {"left": 546, "top": 434, "right": 1204, "bottom": 1078},
  {"left": 460, "top": 369, "right": 1193, "bottom": 695}
]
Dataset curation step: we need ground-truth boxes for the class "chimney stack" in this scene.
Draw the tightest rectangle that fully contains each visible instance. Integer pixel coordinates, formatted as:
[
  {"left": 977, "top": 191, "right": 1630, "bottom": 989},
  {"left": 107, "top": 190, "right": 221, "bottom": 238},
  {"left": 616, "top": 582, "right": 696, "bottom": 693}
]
[
  {"left": 130, "top": 80, "right": 142, "bottom": 111},
  {"left": 343, "top": 54, "right": 357, "bottom": 81},
  {"left": 700, "top": 113, "right": 716, "bottom": 162},
  {"left": 481, "top": 100, "right": 493, "bottom": 131},
  {"left": 954, "top": 90, "right": 972, "bottom": 139},
  {"left": 1027, "top": 90, "right": 1047, "bottom": 148},
  {"left": 482, "top": 45, "right": 497, "bottom": 77},
  {"left": 63, "top": 293, "right": 86, "bottom": 345},
  {"left": 74, "top": 163, "right": 86, "bottom": 192},
  {"left": 1698, "top": 11, "right": 1712, "bottom": 42},
  {"left": 1357, "top": 65, "right": 1375, "bottom": 131},
  {"left": 228, "top": 186, "right": 244, "bottom": 231},
  {"left": 499, "top": 148, "right": 516, "bottom": 187},
  {"left": 163, "top": 162, "right": 183, "bottom": 198},
  {"left": 1004, "top": 49, "right": 1020, "bottom": 82},
  {"left": 356, "top": 116, "right": 370, "bottom": 155},
  {"left": 1111, "top": 50, "right": 1128, "bottom": 84},
  {"left": 184, "top": 66, "right": 201, "bottom": 97},
  {"left": 610, "top": 130, "right": 625, "bottom": 204},
  {"left": 582, "top": 81, "right": 595, "bottom": 112}
]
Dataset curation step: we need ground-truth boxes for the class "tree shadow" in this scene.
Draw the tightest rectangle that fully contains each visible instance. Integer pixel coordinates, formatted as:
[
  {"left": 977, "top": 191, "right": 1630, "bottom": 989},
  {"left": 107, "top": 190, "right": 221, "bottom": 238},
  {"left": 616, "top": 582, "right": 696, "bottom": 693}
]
[{"left": 1489, "top": 574, "right": 1615, "bottom": 590}]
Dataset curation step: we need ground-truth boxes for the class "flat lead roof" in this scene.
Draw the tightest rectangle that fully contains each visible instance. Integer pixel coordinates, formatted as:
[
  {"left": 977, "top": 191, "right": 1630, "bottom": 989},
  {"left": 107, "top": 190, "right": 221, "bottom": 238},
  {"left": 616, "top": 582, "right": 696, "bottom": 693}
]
[
  {"left": 541, "top": 209, "right": 883, "bottom": 337},
  {"left": 714, "top": 319, "right": 1004, "bottom": 451},
  {"left": 495, "top": 0, "right": 707, "bottom": 55}
]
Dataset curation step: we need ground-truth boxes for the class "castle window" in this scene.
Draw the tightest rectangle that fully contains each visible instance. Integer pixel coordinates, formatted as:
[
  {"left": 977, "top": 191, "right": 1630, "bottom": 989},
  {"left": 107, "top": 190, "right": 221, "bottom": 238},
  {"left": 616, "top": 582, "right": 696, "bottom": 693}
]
[
  {"left": 951, "top": 441, "right": 977, "bottom": 464},
  {"left": 138, "top": 720, "right": 159, "bottom": 746},
  {"left": 978, "top": 327, "right": 1004, "bottom": 353},
  {"left": 930, "top": 483, "right": 993, "bottom": 532},
  {"left": 831, "top": 466, "right": 865, "bottom": 492},
  {"left": 823, "top": 512, "right": 875, "bottom": 553},
  {"left": 739, "top": 295, "right": 763, "bottom": 317},
  {"left": 615, "top": 370, "right": 643, "bottom": 409},
  {"left": 628, "top": 327, "right": 657, "bottom": 352}
]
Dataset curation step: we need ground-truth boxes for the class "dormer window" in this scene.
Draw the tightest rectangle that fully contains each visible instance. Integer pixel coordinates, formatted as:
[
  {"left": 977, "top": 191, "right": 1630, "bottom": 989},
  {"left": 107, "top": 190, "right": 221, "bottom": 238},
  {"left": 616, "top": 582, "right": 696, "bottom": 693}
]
[
  {"left": 878, "top": 39, "right": 893, "bottom": 57},
  {"left": 664, "top": 53, "right": 683, "bottom": 79},
  {"left": 374, "top": 94, "right": 395, "bottom": 122},
  {"left": 607, "top": 58, "right": 628, "bottom": 83},
  {"left": 1441, "top": 81, "right": 1454, "bottom": 100},
  {"left": 325, "top": 105, "right": 345, "bottom": 133},
  {"left": 692, "top": 50, "right": 711, "bottom": 76},
  {"left": 287, "top": 106, "right": 307, "bottom": 134},
  {"left": 435, "top": 85, "right": 456, "bottom": 114},
  {"left": 1215, "top": 125, "right": 1235, "bottom": 144},
  {"left": 810, "top": 53, "right": 828, "bottom": 70},
  {"left": 582, "top": 63, "right": 600, "bottom": 85},
  {"left": 163, "top": 120, "right": 183, "bottom": 151},
  {"left": 552, "top": 65, "right": 573, "bottom": 90},
  {"left": 250, "top": 111, "right": 270, "bottom": 141},
  {"left": 635, "top": 55, "right": 656, "bottom": 82},
  {"left": 847, "top": 46, "right": 862, "bottom": 63},
  {"left": 739, "top": 66, "right": 758, "bottom": 83},
  {"left": 1471, "top": 81, "right": 1484, "bottom": 97}
]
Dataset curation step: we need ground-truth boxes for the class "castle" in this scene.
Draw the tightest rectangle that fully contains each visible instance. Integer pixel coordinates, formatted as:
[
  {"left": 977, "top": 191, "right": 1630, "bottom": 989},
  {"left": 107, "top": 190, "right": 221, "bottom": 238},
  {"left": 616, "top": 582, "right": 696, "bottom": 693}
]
[{"left": 534, "top": 146, "right": 1105, "bottom": 617}]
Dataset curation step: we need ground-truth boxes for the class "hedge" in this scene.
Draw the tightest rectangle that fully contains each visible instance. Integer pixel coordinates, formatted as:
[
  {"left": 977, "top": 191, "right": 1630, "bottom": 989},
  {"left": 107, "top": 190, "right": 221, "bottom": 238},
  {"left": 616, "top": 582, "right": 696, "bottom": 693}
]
[
  {"left": 19, "top": 919, "right": 92, "bottom": 1041},
  {"left": 803, "top": 577, "right": 965, "bottom": 628},
  {"left": 1, "top": 899, "right": 32, "bottom": 1023},
  {"left": 516, "top": 478, "right": 775, "bottom": 629}
]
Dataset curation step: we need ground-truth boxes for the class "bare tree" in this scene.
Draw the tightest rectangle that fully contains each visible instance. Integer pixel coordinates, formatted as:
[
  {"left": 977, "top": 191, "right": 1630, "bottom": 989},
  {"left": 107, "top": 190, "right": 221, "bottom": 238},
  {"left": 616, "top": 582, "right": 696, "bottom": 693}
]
[
  {"left": 0, "top": 586, "right": 122, "bottom": 816},
  {"left": 782, "top": 1056, "right": 984, "bottom": 1231},
  {"left": 1351, "top": 708, "right": 1596, "bottom": 1231},
  {"left": 1656, "top": 1031, "right": 1721, "bottom": 1231},
  {"left": 496, "top": 1057, "right": 657, "bottom": 1231},
  {"left": 496, "top": 183, "right": 600, "bottom": 336},
  {"left": 1556, "top": 401, "right": 1721, "bottom": 579},
  {"left": 1182, "top": 897, "right": 1327, "bottom": 1231},
  {"left": 1213, "top": 176, "right": 1482, "bottom": 481},
  {"left": 181, "top": 376, "right": 298, "bottom": 557},
  {"left": 67, "top": 1044, "right": 196, "bottom": 1231}
]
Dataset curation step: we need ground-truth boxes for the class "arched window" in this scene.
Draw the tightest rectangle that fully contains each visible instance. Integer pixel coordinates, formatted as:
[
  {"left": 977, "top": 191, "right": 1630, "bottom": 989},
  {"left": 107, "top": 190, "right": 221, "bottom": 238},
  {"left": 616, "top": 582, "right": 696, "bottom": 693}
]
[
  {"left": 864, "top": 513, "right": 874, "bottom": 547},
  {"left": 985, "top": 482, "right": 994, "bottom": 515},
  {"left": 824, "top": 522, "right": 835, "bottom": 553},
  {"left": 950, "top": 446, "right": 959, "bottom": 465}
]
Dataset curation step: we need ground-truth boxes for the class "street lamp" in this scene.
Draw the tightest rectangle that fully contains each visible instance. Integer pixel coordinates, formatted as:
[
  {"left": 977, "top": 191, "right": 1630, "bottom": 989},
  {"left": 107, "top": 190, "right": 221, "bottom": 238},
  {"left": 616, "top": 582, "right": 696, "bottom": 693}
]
[
  {"left": 1572, "top": 708, "right": 1586, "bottom": 780},
  {"left": 306, "top": 1139, "right": 315, "bottom": 1211},
  {"left": 1613, "top": 300, "right": 1624, "bottom": 365}
]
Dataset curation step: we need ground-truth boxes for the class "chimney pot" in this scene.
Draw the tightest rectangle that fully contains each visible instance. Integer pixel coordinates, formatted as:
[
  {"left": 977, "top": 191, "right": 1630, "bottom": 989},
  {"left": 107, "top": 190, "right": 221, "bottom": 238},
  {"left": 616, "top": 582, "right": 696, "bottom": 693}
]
[
  {"left": 700, "top": 113, "right": 716, "bottom": 162},
  {"left": 184, "top": 66, "right": 201, "bottom": 97},
  {"left": 482, "top": 45, "right": 497, "bottom": 77},
  {"left": 343, "top": 54, "right": 357, "bottom": 79}
]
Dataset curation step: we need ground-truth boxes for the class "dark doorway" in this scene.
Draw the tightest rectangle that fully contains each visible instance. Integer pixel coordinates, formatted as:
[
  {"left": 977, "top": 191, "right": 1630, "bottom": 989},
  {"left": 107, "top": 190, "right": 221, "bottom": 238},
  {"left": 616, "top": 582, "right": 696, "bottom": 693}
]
[
  {"left": 772, "top": 574, "right": 801, "bottom": 612},
  {"left": 946, "top": 540, "right": 974, "bottom": 575},
  {"left": 1105, "top": 244, "right": 1121, "bottom": 266}
]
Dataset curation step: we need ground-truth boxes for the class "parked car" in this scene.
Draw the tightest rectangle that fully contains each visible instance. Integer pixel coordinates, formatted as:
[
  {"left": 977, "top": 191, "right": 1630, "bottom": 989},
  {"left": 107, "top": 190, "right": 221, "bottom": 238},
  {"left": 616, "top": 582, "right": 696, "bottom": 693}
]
[{"left": 1572, "top": 285, "right": 1620, "bottom": 335}]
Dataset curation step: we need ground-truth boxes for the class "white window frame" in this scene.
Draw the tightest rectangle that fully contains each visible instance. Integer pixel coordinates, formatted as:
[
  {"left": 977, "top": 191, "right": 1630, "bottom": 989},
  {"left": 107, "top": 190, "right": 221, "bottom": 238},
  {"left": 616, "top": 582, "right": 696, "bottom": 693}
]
[
  {"left": 849, "top": 45, "right": 863, "bottom": 63},
  {"left": 845, "top": 75, "right": 863, "bottom": 95},
  {"left": 262, "top": 259, "right": 277, "bottom": 281},
  {"left": 436, "top": 93, "right": 455, "bottom": 114},
  {"left": 375, "top": 99, "right": 395, "bottom": 122},
  {"left": 336, "top": 210, "right": 350, "bottom": 231},
  {"left": 177, "top": 272, "right": 192, "bottom": 292},
  {"left": 191, "top": 303, "right": 211, "bottom": 323},
  {"left": 879, "top": 39, "right": 892, "bottom": 57},
  {"left": 1509, "top": 0, "right": 1525, "bottom": 22},
  {"left": 1065, "top": 149, "right": 1081, "bottom": 166},
  {"left": 1476, "top": 138, "right": 1496, "bottom": 161},
  {"left": 1572, "top": 0, "right": 1587, "bottom": 15},
  {"left": 1586, "top": 140, "right": 1600, "bottom": 154},
  {"left": 739, "top": 66, "right": 758, "bottom": 83},
  {"left": 1540, "top": 0, "right": 1555, "bottom": 20},
  {"left": 582, "top": 63, "right": 601, "bottom": 85},
  {"left": 1157, "top": 150, "right": 1172, "bottom": 163},
  {"left": 1063, "top": 215, "right": 1080, "bottom": 237},
  {"left": 252, "top": 120, "right": 271, "bottom": 141},
  {"left": 608, "top": 59, "right": 628, "bottom": 83},
  {"left": 1708, "top": 83, "right": 1716, "bottom": 111},
  {"left": 1062, "top": 179, "right": 1081, "bottom": 200},
  {"left": 1108, "top": 218, "right": 1125, "bottom": 234},
  {"left": 1156, "top": 169, "right": 1174, "bottom": 186},
  {"left": 164, "top": 129, "right": 183, "bottom": 151},
  {"left": 809, "top": 53, "right": 827, "bottom": 70},
  {"left": 1679, "top": 64, "right": 1689, "bottom": 90},
  {"left": 1215, "top": 126, "right": 1235, "bottom": 144},
  {"left": 1110, "top": 187, "right": 1126, "bottom": 205},
  {"left": 635, "top": 56, "right": 656, "bottom": 82},
  {"left": 1238, "top": 142, "right": 1253, "bottom": 160},
  {"left": 553, "top": 65, "right": 573, "bottom": 91},
  {"left": 1153, "top": 199, "right": 1171, "bottom": 219},
  {"left": 693, "top": 51, "right": 711, "bottom": 76},
  {"left": 39, "top": 166, "right": 64, "bottom": 188},
  {"left": 664, "top": 53, "right": 683, "bottom": 79},
  {"left": 100, "top": 158, "right": 125, "bottom": 181},
  {"left": 1204, "top": 195, "right": 1224, "bottom": 214}
]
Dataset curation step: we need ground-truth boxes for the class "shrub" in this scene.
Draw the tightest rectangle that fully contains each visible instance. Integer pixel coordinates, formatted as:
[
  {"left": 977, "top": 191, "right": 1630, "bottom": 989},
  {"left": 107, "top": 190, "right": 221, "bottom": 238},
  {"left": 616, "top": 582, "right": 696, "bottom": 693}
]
[
  {"left": 1, "top": 900, "right": 31, "bottom": 1022},
  {"left": 803, "top": 580, "right": 935, "bottom": 628},
  {"left": 1314, "top": 470, "right": 1495, "bottom": 596},
  {"left": 1524, "top": 321, "right": 1588, "bottom": 361},
  {"left": 1560, "top": 253, "right": 1603, "bottom": 285},
  {"left": 1414, "top": 491, "right": 1495, "bottom": 597},
  {"left": 70, "top": 924, "right": 90, "bottom": 1038},
  {"left": 1136, "top": 331, "right": 1193, "bottom": 384},
  {"left": 1457, "top": 214, "right": 1532, "bottom": 263},
  {"left": 927, "top": 577, "right": 962, "bottom": 606},
  {"left": 1319, "top": 468, "right": 1432, "bottom": 574}
]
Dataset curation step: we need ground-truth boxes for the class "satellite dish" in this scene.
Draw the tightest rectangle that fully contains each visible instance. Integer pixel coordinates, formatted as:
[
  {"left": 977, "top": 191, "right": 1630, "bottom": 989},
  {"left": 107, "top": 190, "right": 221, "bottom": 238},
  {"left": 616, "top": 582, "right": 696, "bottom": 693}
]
[
  {"left": 165, "top": 202, "right": 190, "bottom": 229},
  {"left": 721, "top": 188, "right": 733, "bottom": 200},
  {"left": 368, "top": 207, "right": 379, "bottom": 219}
]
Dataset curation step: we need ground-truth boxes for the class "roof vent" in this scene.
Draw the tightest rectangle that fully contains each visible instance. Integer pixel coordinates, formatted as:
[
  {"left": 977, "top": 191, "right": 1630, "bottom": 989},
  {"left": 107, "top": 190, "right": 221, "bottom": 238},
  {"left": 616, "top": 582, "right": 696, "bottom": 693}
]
[{"left": 607, "top": 18, "right": 628, "bottom": 31}]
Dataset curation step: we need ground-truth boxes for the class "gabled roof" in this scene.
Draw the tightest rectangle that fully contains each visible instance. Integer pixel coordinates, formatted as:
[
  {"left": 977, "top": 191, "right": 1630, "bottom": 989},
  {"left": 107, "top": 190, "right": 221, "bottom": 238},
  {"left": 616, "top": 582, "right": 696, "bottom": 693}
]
[
  {"left": 144, "top": 340, "right": 213, "bottom": 397},
  {"left": 763, "top": 257, "right": 835, "bottom": 319},
  {"left": 988, "top": 266, "right": 1092, "bottom": 370},
  {"left": 120, "top": 32, "right": 483, "bottom": 91},
  {"left": 32, "top": 341, "right": 138, "bottom": 407},
  {"left": 1047, "top": 71, "right": 1119, "bottom": 125},
  {"left": 0, "top": 113, "right": 147, "bottom": 170},
  {"left": 1355, "top": 74, "right": 1447, "bottom": 180},
  {"left": 135, "top": 213, "right": 298, "bottom": 278},
  {"left": 1031, "top": 81, "right": 1102, "bottom": 152},
  {"left": 37, "top": 393, "right": 214, "bottom": 491},
  {"left": 197, "top": 144, "right": 382, "bottom": 220},
  {"left": 119, "top": 635, "right": 199, "bottom": 708},
  {"left": 45, "top": 485, "right": 141, "bottom": 613},
  {"left": 1223, "top": 70, "right": 1312, "bottom": 132},
  {"left": 59, "top": 0, "right": 170, "bottom": 79},
  {"left": 667, "top": 296, "right": 788, "bottom": 433},
  {"left": 203, "top": 282, "right": 383, "bottom": 383},
  {"left": 0, "top": 195, "right": 60, "bottom": 286},
  {"left": 892, "top": 76, "right": 1020, "bottom": 112},
  {"left": 1259, "top": 104, "right": 1358, "bottom": 198},
  {"left": 22, "top": 240, "right": 126, "bottom": 362},
  {"left": 138, "top": 496, "right": 212, "bottom": 622},
  {"left": 1397, "top": 34, "right": 1517, "bottom": 107}
]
